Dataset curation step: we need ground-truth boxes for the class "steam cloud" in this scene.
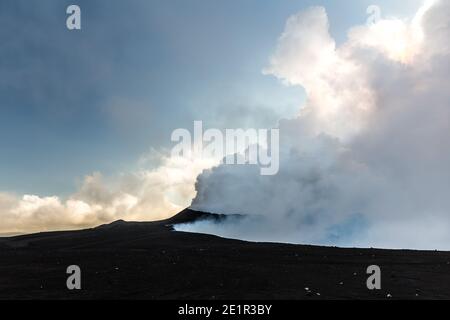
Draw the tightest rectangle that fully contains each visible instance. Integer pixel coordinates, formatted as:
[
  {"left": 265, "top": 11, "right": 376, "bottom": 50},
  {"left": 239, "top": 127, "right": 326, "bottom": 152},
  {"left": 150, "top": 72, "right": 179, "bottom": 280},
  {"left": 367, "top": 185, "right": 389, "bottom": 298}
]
[{"left": 182, "top": 0, "right": 450, "bottom": 249}]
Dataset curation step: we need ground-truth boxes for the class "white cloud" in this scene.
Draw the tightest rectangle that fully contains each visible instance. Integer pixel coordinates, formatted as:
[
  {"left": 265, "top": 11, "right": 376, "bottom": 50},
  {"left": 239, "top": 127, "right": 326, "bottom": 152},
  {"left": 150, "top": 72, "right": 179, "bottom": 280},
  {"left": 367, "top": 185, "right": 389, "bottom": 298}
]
[{"left": 264, "top": 6, "right": 376, "bottom": 140}]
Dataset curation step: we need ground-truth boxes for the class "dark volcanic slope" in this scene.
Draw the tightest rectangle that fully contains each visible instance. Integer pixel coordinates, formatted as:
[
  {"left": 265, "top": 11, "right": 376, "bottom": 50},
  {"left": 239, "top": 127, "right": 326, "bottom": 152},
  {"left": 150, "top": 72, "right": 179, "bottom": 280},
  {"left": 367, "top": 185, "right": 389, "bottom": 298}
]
[{"left": 1, "top": 209, "right": 450, "bottom": 300}]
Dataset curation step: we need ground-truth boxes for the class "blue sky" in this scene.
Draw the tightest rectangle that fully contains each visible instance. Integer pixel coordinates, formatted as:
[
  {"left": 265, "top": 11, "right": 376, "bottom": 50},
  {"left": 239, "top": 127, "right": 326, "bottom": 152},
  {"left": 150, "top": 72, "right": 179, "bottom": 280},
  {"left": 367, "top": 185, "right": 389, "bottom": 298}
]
[{"left": 0, "top": 0, "right": 422, "bottom": 196}]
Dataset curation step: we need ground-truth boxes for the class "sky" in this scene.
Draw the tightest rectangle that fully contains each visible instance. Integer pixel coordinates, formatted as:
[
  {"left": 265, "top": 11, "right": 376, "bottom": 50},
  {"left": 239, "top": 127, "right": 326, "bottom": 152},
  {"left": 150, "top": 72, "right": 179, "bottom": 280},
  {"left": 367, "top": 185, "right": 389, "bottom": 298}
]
[
  {"left": 4, "top": 0, "right": 449, "bottom": 252},
  {"left": 0, "top": 0, "right": 421, "bottom": 196}
]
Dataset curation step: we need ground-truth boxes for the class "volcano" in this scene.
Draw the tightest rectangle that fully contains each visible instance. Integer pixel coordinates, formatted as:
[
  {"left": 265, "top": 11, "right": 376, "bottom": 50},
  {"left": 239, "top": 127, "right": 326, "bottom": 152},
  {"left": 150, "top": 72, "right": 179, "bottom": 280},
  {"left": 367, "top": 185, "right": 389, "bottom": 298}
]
[{"left": 1, "top": 209, "right": 450, "bottom": 300}]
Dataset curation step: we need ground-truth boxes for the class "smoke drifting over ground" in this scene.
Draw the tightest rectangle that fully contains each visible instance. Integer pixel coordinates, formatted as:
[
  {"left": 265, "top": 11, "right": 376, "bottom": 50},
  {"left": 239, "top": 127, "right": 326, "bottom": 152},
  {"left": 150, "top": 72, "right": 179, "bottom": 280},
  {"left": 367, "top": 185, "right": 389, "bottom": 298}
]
[{"left": 183, "top": 0, "right": 450, "bottom": 250}]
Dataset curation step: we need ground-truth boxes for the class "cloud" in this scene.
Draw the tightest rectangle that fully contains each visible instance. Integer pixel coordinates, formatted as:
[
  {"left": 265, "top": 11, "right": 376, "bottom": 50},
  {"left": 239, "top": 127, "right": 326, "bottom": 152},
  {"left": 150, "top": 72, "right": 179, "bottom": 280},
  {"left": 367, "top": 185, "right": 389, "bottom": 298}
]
[
  {"left": 187, "top": 0, "right": 450, "bottom": 250},
  {"left": 263, "top": 6, "right": 376, "bottom": 140},
  {"left": 0, "top": 153, "right": 216, "bottom": 234}
]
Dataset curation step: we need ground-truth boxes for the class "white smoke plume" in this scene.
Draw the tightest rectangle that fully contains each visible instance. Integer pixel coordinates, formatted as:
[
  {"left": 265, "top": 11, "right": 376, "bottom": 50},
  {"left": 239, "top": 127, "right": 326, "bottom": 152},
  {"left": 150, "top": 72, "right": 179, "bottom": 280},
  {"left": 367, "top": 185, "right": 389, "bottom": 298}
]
[{"left": 183, "top": 0, "right": 450, "bottom": 250}]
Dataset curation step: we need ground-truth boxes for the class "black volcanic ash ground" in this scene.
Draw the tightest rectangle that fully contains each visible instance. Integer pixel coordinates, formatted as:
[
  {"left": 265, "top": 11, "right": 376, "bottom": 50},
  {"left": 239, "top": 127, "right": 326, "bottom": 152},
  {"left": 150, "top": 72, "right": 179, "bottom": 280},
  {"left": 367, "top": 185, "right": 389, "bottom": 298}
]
[{"left": 1, "top": 209, "right": 450, "bottom": 299}]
